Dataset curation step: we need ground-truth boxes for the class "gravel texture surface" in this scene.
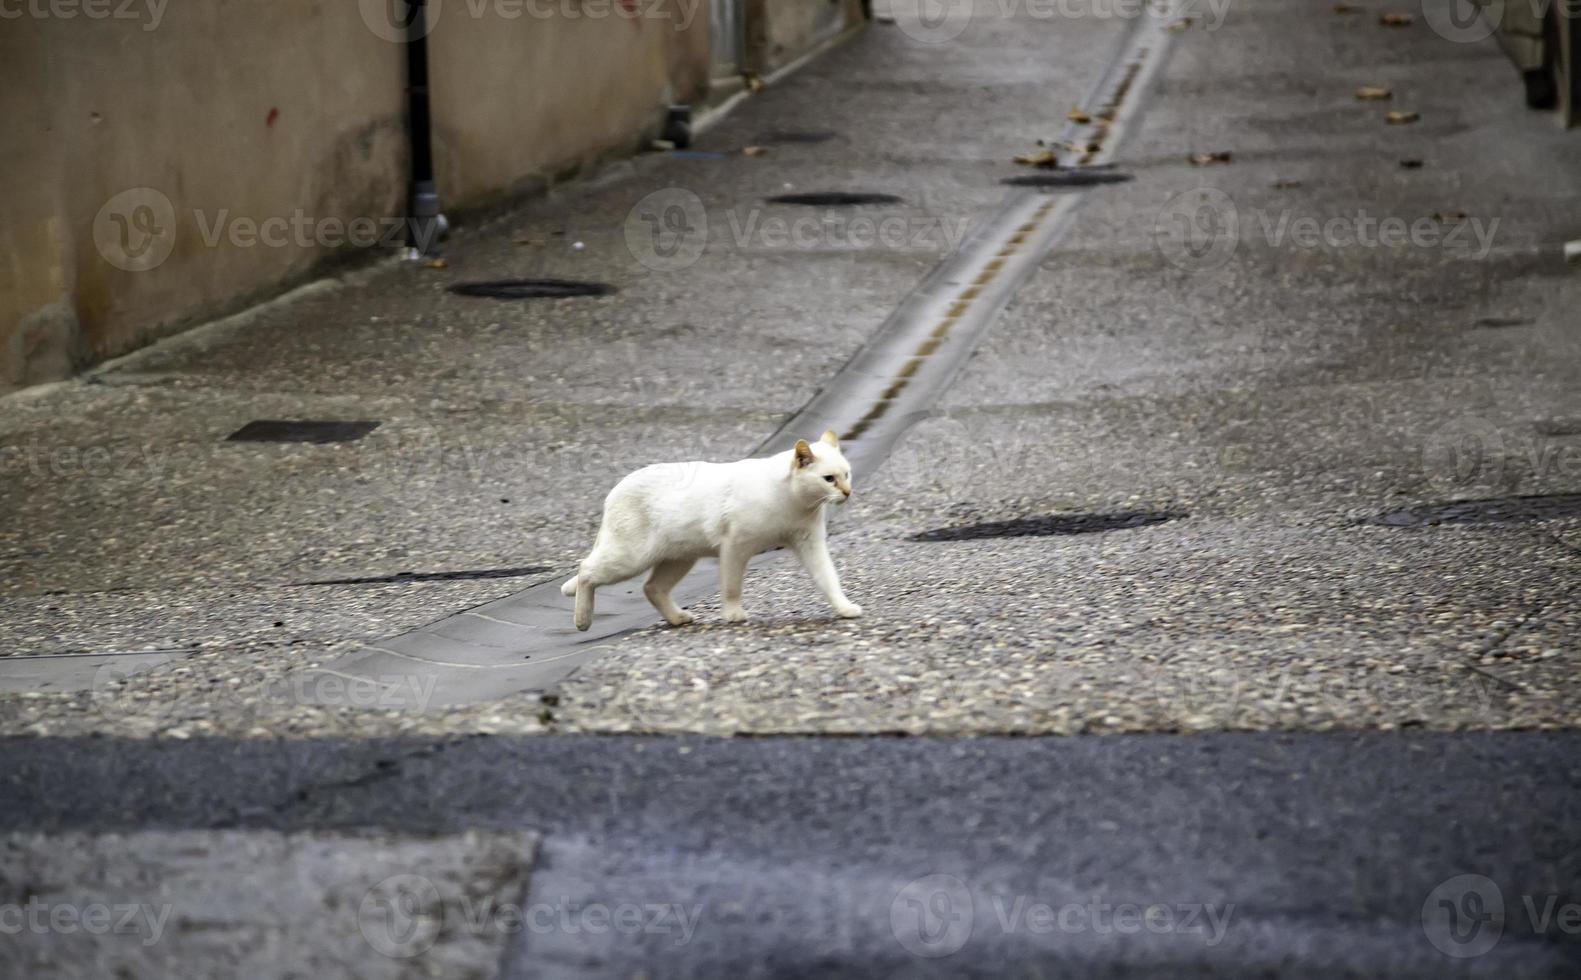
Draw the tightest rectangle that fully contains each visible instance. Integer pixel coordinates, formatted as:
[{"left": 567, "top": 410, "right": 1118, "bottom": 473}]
[{"left": 2, "top": 0, "right": 1578, "bottom": 738}]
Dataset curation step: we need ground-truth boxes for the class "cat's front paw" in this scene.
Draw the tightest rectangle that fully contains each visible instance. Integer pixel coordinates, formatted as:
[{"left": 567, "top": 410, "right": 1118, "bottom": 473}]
[
  {"left": 665, "top": 610, "right": 696, "bottom": 627},
  {"left": 835, "top": 603, "right": 863, "bottom": 619},
  {"left": 721, "top": 607, "right": 749, "bottom": 624}
]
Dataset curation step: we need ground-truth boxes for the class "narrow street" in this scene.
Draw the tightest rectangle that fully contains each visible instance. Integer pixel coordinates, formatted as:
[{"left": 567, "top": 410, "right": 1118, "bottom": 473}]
[{"left": 3, "top": 0, "right": 1580, "bottom": 976}]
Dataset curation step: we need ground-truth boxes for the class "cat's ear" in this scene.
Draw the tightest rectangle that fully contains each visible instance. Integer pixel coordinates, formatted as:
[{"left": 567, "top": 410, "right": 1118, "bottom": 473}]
[
  {"left": 820, "top": 429, "right": 840, "bottom": 447},
  {"left": 793, "top": 439, "right": 815, "bottom": 469}
]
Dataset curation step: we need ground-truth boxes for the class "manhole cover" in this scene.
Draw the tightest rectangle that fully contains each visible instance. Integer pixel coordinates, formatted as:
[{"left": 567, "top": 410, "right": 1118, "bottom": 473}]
[
  {"left": 448, "top": 279, "right": 616, "bottom": 299},
  {"left": 227, "top": 420, "right": 380, "bottom": 444},
  {"left": 1370, "top": 493, "right": 1581, "bottom": 527},
  {"left": 908, "top": 510, "right": 1186, "bottom": 542},
  {"left": 756, "top": 130, "right": 839, "bottom": 144},
  {"left": 766, "top": 192, "right": 903, "bottom": 206},
  {"left": 1001, "top": 170, "right": 1134, "bottom": 188}
]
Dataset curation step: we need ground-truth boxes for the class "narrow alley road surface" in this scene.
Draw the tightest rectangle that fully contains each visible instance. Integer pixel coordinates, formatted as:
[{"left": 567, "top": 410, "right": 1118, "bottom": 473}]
[{"left": 2, "top": 0, "right": 1579, "bottom": 976}]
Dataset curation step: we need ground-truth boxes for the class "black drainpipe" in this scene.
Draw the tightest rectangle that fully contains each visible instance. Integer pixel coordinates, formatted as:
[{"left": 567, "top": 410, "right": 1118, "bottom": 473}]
[{"left": 404, "top": 0, "right": 446, "bottom": 255}]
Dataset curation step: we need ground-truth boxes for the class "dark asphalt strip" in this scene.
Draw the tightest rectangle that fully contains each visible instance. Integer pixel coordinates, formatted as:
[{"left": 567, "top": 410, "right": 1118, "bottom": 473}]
[{"left": 1, "top": 731, "right": 1577, "bottom": 977}]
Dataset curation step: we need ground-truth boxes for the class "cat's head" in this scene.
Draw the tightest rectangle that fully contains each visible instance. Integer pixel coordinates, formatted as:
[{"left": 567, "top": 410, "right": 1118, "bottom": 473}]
[{"left": 792, "top": 430, "right": 853, "bottom": 506}]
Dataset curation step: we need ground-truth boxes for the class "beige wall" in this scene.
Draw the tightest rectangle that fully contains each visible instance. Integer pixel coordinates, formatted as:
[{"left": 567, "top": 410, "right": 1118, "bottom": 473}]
[
  {"left": 750, "top": 0, "right": 863, "bottom": 73},
  {"left": 427, "top": 0, "right": 710, "bottom": 208},
  {"left": 0, "top": 1, "right": 408, "bottom": 394},
  {"left": 0, "top": 0, "right": 854, "bottom": 394}
]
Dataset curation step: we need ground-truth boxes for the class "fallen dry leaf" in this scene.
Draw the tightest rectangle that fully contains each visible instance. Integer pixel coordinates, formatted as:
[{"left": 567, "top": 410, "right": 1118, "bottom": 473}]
[
  {"left": 1068, "top": 108, "right": 1091, "bottom": 123},
  {"left": 1379, "top": 12, "right": 1413, "bottom": 25},
  {"left": 1385, "top": 110, "right": 1419, "bottom": 124},
  {"left": 423, "top": 257, "right": 449, "bottom": 269},
  {"left": 1399, "top": 158, "right": 1423, "bottom": 169},
  {"left": 1272, "top": 179, "right": 1302, "bottom": 189},
  {"left": 742, "top": 145, "right": 768, "bottom": 157},
  {"left": 1333, "top": 2, "right": 1361, "bottom": 11},
  {"left": 744, "top": 72, "right": 764, "bottom": 93},
  {"left": 511, "top": 237, "right": 543, "bottom": 247},
  {"left": 1355, "top": 86, "right": 1392, "bottom": 100},
  {"left": 1433, "top": 209, "right": 1467, "bottom": 223},
  {"left": 1166, "top": 17, "right": 1192, "bottom": 31},
  {"left": 1189, "top": 151, "right": 1233, "bottom": 165},
  {"left": 1014, "top": 149, "right": 1058, "bottom": 167}
]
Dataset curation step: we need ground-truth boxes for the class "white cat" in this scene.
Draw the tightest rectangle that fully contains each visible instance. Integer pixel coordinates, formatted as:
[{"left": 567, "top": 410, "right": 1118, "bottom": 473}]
[{"left": 561, "top": 430, "right": 862, "bottom": 630}]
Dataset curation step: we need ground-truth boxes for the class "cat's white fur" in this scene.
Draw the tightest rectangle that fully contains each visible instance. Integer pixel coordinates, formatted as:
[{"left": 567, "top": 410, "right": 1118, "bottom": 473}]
[{"left": 561, "top": 430, "right": 861, "bottom": 630}]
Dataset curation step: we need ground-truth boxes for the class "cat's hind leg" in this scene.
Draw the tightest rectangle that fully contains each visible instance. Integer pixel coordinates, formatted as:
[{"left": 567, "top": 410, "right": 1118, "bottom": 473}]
[
  {"left": 644, "top": 558, "right": 697, "bottom": 626},
  {"left": 572, "top": 548, "right": 651, "bottom": 631}
]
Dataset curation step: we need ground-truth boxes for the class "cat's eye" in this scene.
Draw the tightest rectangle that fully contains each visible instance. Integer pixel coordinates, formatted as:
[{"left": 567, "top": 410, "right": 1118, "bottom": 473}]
[{"left": 824, "top": 475, "right": 836, "bottom": 483}]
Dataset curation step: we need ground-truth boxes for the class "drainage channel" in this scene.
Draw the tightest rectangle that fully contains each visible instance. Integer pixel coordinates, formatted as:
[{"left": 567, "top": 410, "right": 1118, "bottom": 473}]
[{"left": 14, "top": 2, "right": 1182, "bottom": 710}]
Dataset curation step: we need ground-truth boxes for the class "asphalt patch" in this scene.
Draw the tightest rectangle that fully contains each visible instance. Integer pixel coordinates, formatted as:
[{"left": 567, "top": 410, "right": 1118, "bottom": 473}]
[
  {"left": 448, "top": 279, "right": 617, "bottom": 299},
  {"left": 1370, "top": 493, "right": 1581, "bottom": 527},
  {"left": 766, "top": 192, "right": 903, "bottom": 206},
  {"left": 226, "top": 420, "right": 381, "bottom": 444},
  {"left": 908, "top": 509, "right": 1186, "bottom": 541},
  {"left": 1001, "top": 170, "right": 1134, "bottom": 188}
]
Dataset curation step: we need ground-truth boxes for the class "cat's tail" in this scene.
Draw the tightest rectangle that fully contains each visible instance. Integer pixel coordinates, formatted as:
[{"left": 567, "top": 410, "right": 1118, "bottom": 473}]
[{"left": 560, "top": 574, "right": 579, "bottom": 597}]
